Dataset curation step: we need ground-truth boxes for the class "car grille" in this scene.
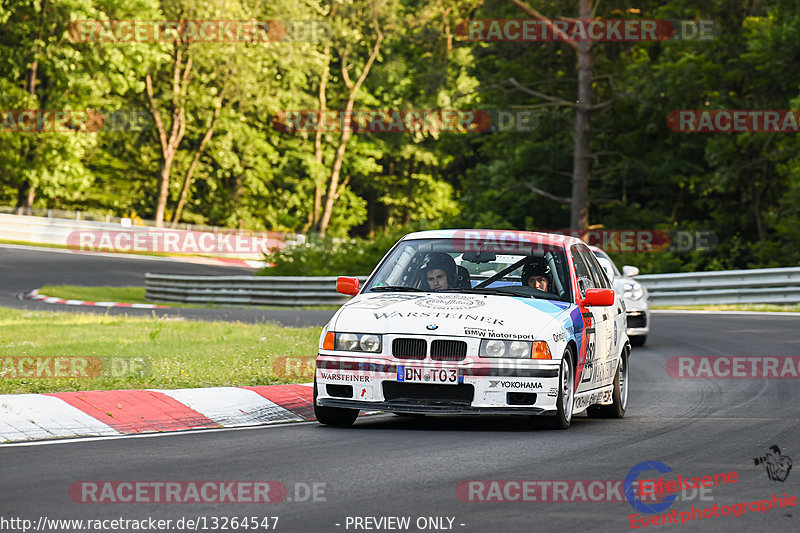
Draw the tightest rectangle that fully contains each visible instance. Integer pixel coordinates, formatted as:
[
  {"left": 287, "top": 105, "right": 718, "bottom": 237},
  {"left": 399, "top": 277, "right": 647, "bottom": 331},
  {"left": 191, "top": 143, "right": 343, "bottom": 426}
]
[
  {"left": 430, "top": 340, "right": 467, "bottom": 361},
  {"left": 392, "top": 338, "right": 426, "bottom": 359},
  {"left": 627, "top": 312, "right": 647, "bottom": 329},
  {"left": 382, "top": 382, "right": 474, "bottom": 405}
]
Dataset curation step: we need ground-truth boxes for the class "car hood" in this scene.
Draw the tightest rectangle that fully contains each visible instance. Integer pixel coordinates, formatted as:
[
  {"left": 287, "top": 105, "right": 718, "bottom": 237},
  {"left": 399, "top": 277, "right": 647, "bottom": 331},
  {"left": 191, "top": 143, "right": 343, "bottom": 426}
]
[{"left": 330, "top": 292, "right": 572, "bottom": 339}]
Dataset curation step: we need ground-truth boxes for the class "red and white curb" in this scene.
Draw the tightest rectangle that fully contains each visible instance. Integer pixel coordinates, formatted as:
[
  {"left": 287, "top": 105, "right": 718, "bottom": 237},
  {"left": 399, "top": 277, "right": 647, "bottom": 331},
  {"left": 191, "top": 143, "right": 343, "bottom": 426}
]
[
  {"left": 0, "top": 383, "right": 315, "bottom": 443},
  {"left": 21, "top": 289, "right": 169, "bottom": 309}
]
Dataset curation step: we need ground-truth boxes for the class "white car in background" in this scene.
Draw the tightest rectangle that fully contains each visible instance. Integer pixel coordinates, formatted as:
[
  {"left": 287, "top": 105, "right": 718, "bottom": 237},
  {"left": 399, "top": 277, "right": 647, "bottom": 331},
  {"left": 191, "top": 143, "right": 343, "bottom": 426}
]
[{"left": 590, "top": 246, "right": 650, "bottom": 347}]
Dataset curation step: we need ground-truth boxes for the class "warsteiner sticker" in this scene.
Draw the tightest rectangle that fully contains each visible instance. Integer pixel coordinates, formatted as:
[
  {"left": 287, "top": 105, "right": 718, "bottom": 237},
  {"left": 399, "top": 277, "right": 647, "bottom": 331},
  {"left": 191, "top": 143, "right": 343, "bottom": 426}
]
[
  {"left": 318, "top": 371, "right": 370, "bottom": 382},
  {"left": 415, "top": 294, "right": 485, "bottom": 310},
  {"left": 373, "top": 311, "right": 503, "bottom": 324}
]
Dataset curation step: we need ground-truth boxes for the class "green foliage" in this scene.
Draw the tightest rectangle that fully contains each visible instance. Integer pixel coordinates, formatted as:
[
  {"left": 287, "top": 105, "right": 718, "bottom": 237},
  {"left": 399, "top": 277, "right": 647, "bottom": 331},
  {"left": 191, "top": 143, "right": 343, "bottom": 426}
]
[
  {"left": 1, "top": 0, "right": 800, "bottom": 272},
  {"left": 263, "top": 227, "right": 418, "bottom": 276}
]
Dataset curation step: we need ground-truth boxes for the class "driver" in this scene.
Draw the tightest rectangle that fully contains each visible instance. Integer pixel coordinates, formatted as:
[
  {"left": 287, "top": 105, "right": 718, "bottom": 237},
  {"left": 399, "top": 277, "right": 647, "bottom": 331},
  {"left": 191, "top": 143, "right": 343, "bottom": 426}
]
[
  {"left": 521, "top": 259, "right": 553, "bottom": 292},
  {"left": 420, "top": 252, "right": 458, "bottom": 291}
]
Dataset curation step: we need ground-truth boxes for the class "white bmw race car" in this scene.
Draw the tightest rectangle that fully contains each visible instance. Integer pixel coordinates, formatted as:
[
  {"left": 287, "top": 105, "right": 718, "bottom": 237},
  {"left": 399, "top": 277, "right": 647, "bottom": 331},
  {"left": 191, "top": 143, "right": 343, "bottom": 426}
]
[{"left": 314, "top": 229, "right": 630, "bottom": 429}]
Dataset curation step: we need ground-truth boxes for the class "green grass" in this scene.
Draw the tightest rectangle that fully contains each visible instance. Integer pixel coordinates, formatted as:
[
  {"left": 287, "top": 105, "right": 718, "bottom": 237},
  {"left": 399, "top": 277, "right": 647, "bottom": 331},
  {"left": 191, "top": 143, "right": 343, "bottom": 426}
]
[
  {"left": 39, "top": 285, "right": 209, "bottom": 309},
  {"left": 0, "top": 307, "right": 320, "bottom": 394},
  {"left": 653, "top": 303, "right": 800, "bottom": 312},
  {"left": 41, "top": 285, "right": 155, "bottom": 305}
]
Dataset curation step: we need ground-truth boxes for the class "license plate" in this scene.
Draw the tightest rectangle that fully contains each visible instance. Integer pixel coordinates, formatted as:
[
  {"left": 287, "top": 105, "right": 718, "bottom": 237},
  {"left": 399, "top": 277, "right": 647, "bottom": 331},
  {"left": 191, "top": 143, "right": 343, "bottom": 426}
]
[{"left": 397, "top": 366, "right": 460, "bottom": 385}]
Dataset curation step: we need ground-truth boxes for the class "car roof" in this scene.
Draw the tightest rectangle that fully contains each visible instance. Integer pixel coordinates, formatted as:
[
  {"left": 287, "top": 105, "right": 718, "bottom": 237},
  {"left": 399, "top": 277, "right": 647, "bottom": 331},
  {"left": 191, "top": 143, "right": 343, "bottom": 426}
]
[{"left": 400, "top": 229, "right": 584, "bottom": 248}]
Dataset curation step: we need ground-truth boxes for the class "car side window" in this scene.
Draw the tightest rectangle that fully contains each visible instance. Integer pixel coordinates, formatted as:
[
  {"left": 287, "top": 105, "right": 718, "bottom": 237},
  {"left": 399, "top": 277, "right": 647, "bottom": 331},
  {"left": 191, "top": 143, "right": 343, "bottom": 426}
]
[
  {"left": 570, "top": 247, "right": 595, "bottom": 298},
  {"left": 579, "top": 248, "right": 611, "bottom": 289}
]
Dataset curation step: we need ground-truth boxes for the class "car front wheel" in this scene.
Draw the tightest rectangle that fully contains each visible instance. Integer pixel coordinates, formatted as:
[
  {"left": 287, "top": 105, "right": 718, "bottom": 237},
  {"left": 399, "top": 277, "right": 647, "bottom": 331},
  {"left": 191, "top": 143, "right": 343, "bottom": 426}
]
[
  {"left": 313, "top": 380, "right": 359, "bottom": 427},
  {"left": 537, "top": 349, "right": 575, "bottom": 430}
]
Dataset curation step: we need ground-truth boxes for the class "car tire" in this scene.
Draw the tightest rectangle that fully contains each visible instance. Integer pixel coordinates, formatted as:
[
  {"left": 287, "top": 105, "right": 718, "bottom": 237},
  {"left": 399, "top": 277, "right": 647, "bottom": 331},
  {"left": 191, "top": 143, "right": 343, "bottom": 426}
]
[
  {"left": 536, "top": 348, "right": 575, "bottom": 430},
  {"left": 587, "top": 348, "right": 628, "bottom": 419},
  {"left": 313, "top": 380, "right": 359, "bottom": 427},
  {"left": 630, "top": 335, "right": 646, "bottom": 347}
]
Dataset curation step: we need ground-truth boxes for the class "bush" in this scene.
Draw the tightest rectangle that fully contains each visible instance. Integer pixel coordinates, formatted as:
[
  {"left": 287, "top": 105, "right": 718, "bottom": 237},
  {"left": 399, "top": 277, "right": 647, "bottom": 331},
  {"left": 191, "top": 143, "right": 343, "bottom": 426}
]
[{"left": 261, "top": 230, "right": 409, "bottom": 276}]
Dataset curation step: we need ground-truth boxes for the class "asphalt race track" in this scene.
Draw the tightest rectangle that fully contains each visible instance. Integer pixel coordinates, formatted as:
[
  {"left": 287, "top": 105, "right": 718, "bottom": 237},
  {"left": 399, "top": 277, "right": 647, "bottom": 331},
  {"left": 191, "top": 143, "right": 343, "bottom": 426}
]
[
  {"left": 0, "top": 245, "right": 335, "bottom": 327},
  {"left": 2, "top": 306, "right": 799, "bottom": 531}
]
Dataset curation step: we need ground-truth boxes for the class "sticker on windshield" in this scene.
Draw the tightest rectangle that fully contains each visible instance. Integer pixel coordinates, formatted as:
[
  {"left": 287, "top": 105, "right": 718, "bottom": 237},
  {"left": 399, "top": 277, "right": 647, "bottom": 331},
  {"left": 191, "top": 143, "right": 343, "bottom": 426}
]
[{"left": 415, "top": 294, "right": 486, "bottom": 310}]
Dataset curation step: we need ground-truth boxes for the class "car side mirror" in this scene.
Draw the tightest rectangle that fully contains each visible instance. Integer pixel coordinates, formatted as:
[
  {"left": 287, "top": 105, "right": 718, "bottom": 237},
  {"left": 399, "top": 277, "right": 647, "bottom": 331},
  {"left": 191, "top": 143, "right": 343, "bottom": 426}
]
[
  {"left": 583, "top": 288, "right": 615, "bottom": 307},
  {"left": 336, "top": 276, "right": 360, "bottom": 296},
  {"left": 622, "top": 265, "right": 640, "bottom": 277}
]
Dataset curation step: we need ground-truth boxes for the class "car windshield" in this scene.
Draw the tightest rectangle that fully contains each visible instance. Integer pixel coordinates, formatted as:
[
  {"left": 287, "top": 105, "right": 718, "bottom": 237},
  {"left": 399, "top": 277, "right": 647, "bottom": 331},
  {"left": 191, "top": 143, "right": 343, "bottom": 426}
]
[{"left": 363, "top": 237, "right": 572, "bottom": 303}]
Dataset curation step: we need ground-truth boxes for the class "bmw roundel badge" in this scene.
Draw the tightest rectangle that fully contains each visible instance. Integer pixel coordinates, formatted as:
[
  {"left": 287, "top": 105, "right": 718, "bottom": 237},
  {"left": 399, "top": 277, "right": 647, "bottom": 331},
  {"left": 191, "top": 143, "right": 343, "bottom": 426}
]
[{"left": 426, "top": 324, "right": 438, "bottom": 330}]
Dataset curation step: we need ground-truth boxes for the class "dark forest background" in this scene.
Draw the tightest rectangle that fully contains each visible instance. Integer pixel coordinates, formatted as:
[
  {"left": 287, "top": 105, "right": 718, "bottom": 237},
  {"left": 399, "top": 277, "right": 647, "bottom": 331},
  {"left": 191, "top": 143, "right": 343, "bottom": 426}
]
[{"left": 2, "top": 0, "right": 798, "bottom": 273}]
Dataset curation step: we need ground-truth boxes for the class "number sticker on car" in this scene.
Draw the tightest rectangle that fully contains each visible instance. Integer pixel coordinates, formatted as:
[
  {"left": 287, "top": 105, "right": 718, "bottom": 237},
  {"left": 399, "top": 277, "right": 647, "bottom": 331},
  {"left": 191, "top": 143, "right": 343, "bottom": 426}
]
[{"left": 397, "top": 366, "right": 461, "bottom": 385}]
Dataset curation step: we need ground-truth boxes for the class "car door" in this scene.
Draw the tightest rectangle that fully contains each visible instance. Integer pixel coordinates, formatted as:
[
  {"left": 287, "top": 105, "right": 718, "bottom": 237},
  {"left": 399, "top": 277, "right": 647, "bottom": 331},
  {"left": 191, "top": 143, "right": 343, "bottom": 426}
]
[
  {"left": 570, "top": 245, "right": 611, "bottom": 393},
  {"left": 579, "top": 246, "right": 623, "bottom": 387}
]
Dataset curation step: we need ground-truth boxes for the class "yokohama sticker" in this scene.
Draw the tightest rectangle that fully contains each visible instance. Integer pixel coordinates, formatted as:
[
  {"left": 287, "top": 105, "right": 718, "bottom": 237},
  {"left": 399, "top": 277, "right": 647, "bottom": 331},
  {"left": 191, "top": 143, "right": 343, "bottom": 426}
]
[
  {"left": 488, "top": 380, "right": 543, "bottom": 389},
  {"left": 415, "top": 295, "right": 485, "bottom": 310}
]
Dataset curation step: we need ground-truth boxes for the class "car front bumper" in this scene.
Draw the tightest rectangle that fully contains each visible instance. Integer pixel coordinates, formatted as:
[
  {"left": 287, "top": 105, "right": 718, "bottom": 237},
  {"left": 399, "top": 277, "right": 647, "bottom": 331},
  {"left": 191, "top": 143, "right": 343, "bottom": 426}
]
[{"left": 315, "top": 355, "right": 561, "bottom": 414}]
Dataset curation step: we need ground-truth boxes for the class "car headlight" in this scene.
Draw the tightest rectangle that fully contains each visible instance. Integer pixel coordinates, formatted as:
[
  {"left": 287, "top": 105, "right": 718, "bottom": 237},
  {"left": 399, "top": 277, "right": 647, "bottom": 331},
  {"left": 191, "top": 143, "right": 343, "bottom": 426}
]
[
  {"left": 479, "top": 339, "right": 551, "bottom": 359},
  {"left": 331, "top": 332, "right": 383, "bottom": 353},
  {"left": 623, "top": 282, "right": 644, "bottom": 300},
  {"left": 483, "top": 340, "right": 507, "bottom": 357},
  {"left": 508, "top": 341, "right": 530, "bottom": 357}
]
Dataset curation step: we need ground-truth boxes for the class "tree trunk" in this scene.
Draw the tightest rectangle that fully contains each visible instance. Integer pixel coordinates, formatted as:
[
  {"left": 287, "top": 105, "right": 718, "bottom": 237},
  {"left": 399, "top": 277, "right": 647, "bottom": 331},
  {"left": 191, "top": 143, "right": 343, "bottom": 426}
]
[
  {"left": 304, "top": 42, "right": 332, "bottom": 233},
  {"left": 570, "top": 0, "right": 592, "bottom": 231},
  {"left": 317, "top": 29, "right": 384, "bottom": 234},
  {"left": 16, "top": 180, "right": 35, "bottom": 210},
  {"left": 146, "top": 47, "right": 191, "bottom": 227},
  {"left": 172, "top": 78, "right": 229, "bottom": 226},
  {"left": 155, "top": 160, "right": 173, "bottom": 224},
  {"left": 18, "top": 0, "right": 47, "bottom": 210}
]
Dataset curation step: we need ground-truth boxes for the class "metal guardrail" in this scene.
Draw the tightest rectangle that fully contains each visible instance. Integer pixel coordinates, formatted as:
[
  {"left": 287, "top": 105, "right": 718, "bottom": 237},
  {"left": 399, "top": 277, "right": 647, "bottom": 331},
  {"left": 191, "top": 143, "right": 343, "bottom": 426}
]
[
  {"left": 145, "top": 274, "right": 369, "bottom": 306},
  {"left": 637, "top": 267, "right": 800, "bottom": 306},
  {"left": 144, "top": 268, "right": 800, "bottom": 307}
]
